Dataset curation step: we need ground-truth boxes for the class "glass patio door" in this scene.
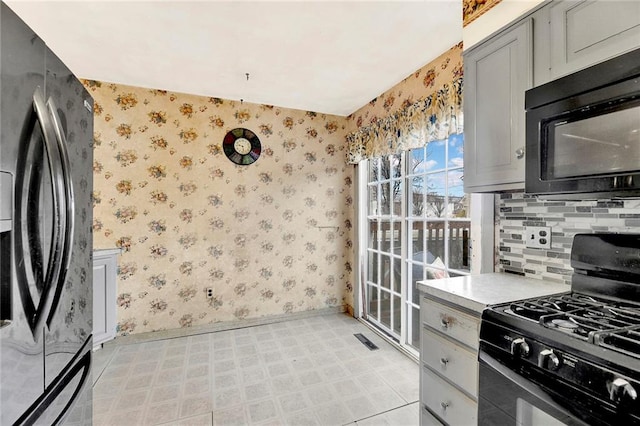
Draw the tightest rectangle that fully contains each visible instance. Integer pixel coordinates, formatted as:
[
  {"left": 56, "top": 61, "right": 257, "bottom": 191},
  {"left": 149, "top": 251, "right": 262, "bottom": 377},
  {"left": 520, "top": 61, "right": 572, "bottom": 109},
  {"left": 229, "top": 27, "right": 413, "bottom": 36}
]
[
  {"left": 365, "top": 154, "right": 403, "bottom": 339},
  {"left": 362, "top": 134, "right": 471, "bottom": 352}
]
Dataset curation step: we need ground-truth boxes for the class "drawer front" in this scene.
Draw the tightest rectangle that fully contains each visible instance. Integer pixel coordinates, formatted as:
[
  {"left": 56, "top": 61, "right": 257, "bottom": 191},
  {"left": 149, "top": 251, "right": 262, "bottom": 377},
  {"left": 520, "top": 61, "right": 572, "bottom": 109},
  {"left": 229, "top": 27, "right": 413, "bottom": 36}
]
[
  {"left": 421, "top": 365, "right": 477, "bottom": 426},
  {"left": 421, "top": 404, "right": 444, "bottom": 426},
  {"left": 421, "top": 328, "right": 478, "bottom": 398},
  {"left": 421, "top": 297, "right": 480, "bottom": 350}
]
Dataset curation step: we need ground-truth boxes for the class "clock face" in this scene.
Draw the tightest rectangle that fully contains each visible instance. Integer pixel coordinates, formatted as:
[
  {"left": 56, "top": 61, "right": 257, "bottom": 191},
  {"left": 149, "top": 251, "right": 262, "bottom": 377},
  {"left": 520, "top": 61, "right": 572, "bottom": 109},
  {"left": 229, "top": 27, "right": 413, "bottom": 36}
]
[
  {"left": 234, "top": 137, "right": 252, "bottom": 155},
  {"left": 223, "top": 128, "right": 261, "bottom": 165}
]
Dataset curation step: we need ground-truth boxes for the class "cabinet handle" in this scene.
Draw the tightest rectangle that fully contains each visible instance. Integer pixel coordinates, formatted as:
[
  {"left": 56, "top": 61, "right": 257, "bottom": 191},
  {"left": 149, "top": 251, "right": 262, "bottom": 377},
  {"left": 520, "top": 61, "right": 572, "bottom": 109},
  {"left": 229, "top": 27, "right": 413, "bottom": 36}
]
[
  {"left": 515, "top": 147, "right": 525, "bottom": 159},
  {"left": 440, "top": 401, "right": 450, "bottom": 411},
  {"left": 440, "top": 318, "right": 450, "bottom": 329},
  {"left": 440, "top": 357, "right": 449, "bottom": 367}
]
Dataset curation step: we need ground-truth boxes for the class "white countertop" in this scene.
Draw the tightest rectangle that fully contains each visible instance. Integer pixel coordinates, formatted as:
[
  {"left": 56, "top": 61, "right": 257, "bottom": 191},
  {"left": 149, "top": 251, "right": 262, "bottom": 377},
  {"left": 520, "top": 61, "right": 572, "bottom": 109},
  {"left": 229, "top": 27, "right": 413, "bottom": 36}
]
[{"left": 417, "top": 273, "right": 570, "bottom": 314}]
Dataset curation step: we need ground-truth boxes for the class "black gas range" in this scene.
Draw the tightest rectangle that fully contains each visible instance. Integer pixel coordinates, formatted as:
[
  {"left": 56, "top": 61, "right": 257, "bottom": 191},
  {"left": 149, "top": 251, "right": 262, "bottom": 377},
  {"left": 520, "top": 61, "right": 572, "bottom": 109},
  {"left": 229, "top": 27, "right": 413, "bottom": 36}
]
[{"left": 479, "top": 233, "right": 640, "bottom": 425}]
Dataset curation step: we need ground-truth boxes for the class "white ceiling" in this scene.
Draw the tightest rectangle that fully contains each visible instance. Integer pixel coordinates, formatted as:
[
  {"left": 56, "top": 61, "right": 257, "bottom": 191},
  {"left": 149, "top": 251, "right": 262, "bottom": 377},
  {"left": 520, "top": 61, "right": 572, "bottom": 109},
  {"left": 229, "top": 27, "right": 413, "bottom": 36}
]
[{"left": 6, "top": 1, "right": 462, "bottom": 116}]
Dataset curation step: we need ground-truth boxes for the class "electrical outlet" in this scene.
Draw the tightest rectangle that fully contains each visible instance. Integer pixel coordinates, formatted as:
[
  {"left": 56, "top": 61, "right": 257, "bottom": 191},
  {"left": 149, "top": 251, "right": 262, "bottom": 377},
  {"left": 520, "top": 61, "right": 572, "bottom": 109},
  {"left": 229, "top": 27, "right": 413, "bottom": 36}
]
[
  {"left": 525, "top": 226, "right": 551, "bottom": 249},
  {"left": 206, "top": 287, "right": 214, "bottom": 299}
]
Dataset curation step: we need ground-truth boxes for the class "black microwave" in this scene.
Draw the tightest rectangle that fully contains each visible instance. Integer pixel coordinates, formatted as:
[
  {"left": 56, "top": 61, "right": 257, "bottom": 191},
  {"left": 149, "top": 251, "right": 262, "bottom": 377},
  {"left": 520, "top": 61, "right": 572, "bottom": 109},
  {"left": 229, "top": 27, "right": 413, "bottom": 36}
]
[{"left": 525, "top": 47, "right": 640, "bottom": 199}]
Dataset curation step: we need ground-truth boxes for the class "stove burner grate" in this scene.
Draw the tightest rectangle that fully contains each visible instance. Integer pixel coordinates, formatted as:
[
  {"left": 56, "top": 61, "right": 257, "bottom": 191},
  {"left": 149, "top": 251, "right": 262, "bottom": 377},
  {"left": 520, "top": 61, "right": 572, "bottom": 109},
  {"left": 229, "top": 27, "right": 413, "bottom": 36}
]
[
  {"left": 507, "top": 294, "right": 601, "bottom": 323},
  {"left": 503, "top": 293, "right": 640, "bottom": 356},
  {"left": 595, "top": 327, "right": 640, "bottom": 359}
]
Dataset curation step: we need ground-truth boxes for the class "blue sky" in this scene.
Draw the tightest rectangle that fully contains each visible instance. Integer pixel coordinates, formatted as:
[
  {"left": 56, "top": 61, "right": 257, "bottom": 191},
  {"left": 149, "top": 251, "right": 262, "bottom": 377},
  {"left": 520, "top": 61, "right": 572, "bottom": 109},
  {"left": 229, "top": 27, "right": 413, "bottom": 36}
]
[
  {"left": 409, "top": 133, "right": 465, "bottom": 197},
  {"left": 410, "top": 133, "right": 464, "bottom": 174}
]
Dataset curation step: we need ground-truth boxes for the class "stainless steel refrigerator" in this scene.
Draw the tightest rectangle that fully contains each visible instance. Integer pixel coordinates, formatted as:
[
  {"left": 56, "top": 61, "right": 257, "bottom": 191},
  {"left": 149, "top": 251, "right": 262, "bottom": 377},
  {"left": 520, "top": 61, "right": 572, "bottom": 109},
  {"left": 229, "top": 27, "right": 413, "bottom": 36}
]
[{"left": 0, "top": 2, "right": 93, "bottom": 424}]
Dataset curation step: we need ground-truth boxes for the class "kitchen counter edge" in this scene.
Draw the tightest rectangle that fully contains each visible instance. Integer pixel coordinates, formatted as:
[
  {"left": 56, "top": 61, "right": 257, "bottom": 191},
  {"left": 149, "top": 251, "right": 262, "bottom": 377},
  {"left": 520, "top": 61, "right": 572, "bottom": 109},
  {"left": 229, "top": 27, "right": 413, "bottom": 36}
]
[
  {"left": 93, "top": 248, "right": 122, "bottom": 258},
  {"left": 417, "top": 273, "right": 570, "bottom": 314}
]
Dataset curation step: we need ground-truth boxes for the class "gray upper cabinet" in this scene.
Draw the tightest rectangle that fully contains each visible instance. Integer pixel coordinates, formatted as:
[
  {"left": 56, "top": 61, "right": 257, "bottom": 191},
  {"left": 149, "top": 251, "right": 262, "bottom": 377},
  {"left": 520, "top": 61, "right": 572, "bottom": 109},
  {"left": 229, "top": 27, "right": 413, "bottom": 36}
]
[
  {"left": 463, "top": 19, "right": 532, "bottom": 193},
  {"left": 463, "top": 0, "right": 640, "bottom": 193},
  {"left": 549, "top": 0, "right": 640, "bottom": 80}
]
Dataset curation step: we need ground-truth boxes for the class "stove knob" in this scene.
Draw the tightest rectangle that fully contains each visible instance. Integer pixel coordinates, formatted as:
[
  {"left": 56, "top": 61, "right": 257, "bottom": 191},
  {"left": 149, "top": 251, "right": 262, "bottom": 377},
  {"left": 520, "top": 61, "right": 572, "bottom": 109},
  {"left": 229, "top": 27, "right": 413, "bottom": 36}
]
[
  {"left": 609, "top": 378, "right": 638, "bottom": 404},
  {"left": 510, "top": 338, "right": 530, "bottom": 358},
  {"left": 538, "top": 349, "right": 560, "bottom": 370}
]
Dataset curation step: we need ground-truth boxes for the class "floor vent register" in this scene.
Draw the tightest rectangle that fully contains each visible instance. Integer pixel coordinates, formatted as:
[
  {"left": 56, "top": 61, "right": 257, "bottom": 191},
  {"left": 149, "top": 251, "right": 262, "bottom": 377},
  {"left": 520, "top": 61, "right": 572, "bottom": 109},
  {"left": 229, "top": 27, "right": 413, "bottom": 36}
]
[{"left": 354, "top": 333, "right": 379, "bottom": 351}]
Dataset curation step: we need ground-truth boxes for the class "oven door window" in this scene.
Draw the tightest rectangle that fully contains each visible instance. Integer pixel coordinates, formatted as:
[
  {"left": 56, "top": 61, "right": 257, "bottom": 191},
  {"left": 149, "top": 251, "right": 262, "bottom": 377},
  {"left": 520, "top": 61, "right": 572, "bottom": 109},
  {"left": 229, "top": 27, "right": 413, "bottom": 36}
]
[
  {"left": 543, "top": 98, "right": 640, "bottom": 180},
  {"left": 517, "top": 398, "right": 567, "bottom": 426}
]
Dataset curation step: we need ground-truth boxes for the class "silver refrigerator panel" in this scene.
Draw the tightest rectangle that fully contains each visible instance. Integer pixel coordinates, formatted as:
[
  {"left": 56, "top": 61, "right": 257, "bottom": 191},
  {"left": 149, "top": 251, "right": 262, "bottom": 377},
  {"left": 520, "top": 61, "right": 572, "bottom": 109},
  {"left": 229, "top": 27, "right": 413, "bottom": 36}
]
[
  {"left": 0, "top": 3, "right": 48, "bottom": 424},
  {"left": 43, "top": 45, "right": 93, "bottom": 425},
  {"left": 1, "top": 3, "right": 94, "bottom": 425}
]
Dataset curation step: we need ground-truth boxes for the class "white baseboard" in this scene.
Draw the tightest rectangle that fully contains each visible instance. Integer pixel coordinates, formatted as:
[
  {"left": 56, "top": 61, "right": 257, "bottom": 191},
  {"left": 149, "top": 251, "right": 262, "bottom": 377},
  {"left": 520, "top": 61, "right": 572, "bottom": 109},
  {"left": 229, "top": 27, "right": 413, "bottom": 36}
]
[{"left": 105, "top": 305, "right": 347, "bottom": 347}]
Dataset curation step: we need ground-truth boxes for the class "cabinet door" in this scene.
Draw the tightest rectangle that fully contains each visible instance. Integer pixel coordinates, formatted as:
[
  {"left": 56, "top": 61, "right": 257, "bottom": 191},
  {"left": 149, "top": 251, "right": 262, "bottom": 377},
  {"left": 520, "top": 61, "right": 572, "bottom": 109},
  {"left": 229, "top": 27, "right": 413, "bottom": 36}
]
[
  {"left": 92, "top": 255, "right": 117, "bottom": 347},
  {"left": 464, "top": 19, "right": 532, "bottom": 192},
  {"left": 549, "top": 0, "right": 640, "bottom": 79}
]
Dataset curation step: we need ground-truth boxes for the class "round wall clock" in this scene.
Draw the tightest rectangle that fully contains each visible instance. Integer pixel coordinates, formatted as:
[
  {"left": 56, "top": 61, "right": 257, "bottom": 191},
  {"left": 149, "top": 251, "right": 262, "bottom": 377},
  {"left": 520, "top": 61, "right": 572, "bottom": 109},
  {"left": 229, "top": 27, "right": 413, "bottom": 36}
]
[{"left": 223, "top": 128, "right": 261, "bottom": 165}]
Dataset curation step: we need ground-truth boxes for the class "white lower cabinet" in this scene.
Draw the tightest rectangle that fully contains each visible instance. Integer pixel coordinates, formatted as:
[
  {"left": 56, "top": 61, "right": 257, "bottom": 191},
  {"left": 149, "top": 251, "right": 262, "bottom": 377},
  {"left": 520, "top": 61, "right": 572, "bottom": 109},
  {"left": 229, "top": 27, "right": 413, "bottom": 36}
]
[
  {"left": 421, "top": 298, "right": 480, "bottom": 351},
  {"left": 421, "top": 366, "right": 477, "bottom": 425},
  {"left": 420, "top": 295, "right": 481, "bottom": 425},
  {"left": 421, "top": 329, "right": 478, "bottom": 398},
  {"left": 421, "top": 403, "right": 445, "bottom": 426},
  {"left": 93, "top": 249, "right": 119, "bottom": 348}
]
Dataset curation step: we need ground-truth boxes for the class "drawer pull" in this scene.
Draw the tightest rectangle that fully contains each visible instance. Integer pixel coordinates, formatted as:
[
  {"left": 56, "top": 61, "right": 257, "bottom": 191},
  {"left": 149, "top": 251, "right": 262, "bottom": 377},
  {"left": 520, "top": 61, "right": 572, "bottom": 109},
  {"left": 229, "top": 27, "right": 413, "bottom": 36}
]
[
  {"left": 440, "top": 401, "right": 450, "bottom": 411},
  {"left": 440, "top": 318, "right": 450, "bottom": 329},
  {"left": 439, "top": 357, "right": 449, "bottom": 367}
]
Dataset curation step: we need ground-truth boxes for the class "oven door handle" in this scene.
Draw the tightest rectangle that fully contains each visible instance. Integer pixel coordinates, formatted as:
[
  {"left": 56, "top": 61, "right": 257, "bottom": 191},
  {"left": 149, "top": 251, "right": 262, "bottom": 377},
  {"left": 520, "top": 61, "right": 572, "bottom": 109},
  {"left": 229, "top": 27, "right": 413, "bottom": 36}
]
[{"left": 479, "top": 350, "right": 584, "bottom": 420}]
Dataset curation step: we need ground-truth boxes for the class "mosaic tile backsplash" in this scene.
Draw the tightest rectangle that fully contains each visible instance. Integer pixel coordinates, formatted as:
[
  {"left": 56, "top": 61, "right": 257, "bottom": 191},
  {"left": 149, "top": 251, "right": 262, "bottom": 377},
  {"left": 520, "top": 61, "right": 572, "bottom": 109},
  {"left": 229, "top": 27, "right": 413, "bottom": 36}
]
[{"left": 496, "top": 191, "right": 640, "bottom": 284}]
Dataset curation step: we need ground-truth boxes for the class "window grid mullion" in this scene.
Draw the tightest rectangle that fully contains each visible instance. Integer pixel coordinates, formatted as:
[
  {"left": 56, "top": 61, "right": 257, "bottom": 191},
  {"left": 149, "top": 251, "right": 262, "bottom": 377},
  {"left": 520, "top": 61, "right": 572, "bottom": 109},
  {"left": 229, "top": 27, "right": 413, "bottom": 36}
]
[{"left": 362, "top": 140, "right": 471, "bottom": 351}]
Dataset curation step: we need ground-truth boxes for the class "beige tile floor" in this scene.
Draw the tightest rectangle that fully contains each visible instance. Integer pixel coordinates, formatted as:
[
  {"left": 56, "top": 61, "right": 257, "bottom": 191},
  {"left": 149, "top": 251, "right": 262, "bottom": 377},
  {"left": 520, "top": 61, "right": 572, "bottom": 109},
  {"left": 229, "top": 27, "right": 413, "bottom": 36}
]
[{"left": 92, "top": 313, "right": 419, "bottom": 426}]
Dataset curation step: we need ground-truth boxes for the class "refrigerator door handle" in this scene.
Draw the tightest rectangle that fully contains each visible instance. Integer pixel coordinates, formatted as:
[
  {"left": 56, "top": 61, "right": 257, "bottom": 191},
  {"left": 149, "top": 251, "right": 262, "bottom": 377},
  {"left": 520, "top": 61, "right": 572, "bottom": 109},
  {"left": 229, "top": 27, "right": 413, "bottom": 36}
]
[
  {"left": 44, "top": 98, "right": 74, "bottom": 328},
  {"left": 32, "top": 88, "right": 66, "bottom": 327},
  {"left": 15, "top": 87, "right": 66, "bottom": 336}
]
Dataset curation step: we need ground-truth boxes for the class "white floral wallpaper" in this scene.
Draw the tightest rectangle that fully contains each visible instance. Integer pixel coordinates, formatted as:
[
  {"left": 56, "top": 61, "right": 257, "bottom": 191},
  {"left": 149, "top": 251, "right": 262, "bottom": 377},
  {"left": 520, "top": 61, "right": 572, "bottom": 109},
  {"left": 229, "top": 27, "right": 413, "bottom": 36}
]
[
  {"left": 83, "top": 81, "right": 354, "bottom": 336},
  {"left": 345, "top": 43, "right": 463, "bottom": 162},
  {"left": 463, "top": 0, "right": 502, "bottom": 26}
]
